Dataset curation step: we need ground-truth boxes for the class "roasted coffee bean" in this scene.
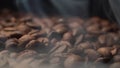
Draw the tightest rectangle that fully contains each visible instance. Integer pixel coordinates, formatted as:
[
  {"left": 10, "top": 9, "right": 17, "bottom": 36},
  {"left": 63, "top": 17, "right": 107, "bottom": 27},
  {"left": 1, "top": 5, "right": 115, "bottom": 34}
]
[
  {"left": 64, "top": 54, "right": 84, "bottom": 68},
  {"left": 77, "top": 42, "right": 93, "bottom": 50},
  {"left": 0, "top": 54, "right": 9, "bottom": 67},
  {"left": 98, "top": 34, "right": 115, "bottom": 46},
  {"left": 50, "top": 38, "right": 58, "bottom": 44},
  {"left": 9, "top": 52, "right": 18, "bottom": 59},
  {"left": 49, "top": 56, "right": 63, "bottom": 68},
  {"left": 97, "top": 47, "right": 113, "bottom": 58},
  {"left": 49, "top": 57, "right": 61, "bottom": 64},
  {"left": 74, "top": 34, "right": 84, "bottom": 45},
  {"left": 100, "top": 20, "right": 110, "bottom": 27},
  {"left": 2, "top": 22, "right": 16, "bottom": 27},
  {"left": 89, "top": 17, "right": 101, "bottom": 24},
  {"left": 86, "top": 24, "right": 101, "bottom": 34},
  {"left": 113, "top": 55, "right": 120, "bottom": 62},
  {"left": 92, "top": 42, "right": 103, "bottom": 50},
  {"left": 28, "top": 30, "right": 40, "bottom": 35},
  {"left": 17, "top": 50, "right": 37, "bottom": 61},
  {"left": 17, "top": 24, "right": 31, "bottom": 34},
  {"left": 0, "top": 41, "right": 5, "bottom": 51},
  {"left": 26, "top": 22, "right": 41, "bottom": 30},
  {"left": 25, "top": 40, "right": 47, "bottom": 53},
  {"left": 84, "top": 34, "right": 98, "bottom": 42},
  {"left": 25, "top": 40, "right": 40, "bottom": 49},
  {"left": 3, "top": 27, "right": 17, "bottom": 32},
  {"left": 48, "top": 31, "right": 62, "bottom": 40},
  {"left": 0, "top": 34, "right": 7, "bottom": 43},
  {"left": 110, "top": 62, "right": 120, "bottom": 68},
  {"left": 5, "top": 38, "right": 18, "bottom": 51},
  {"left": 19, "top": 16, "right": 33, "bottom": 23},
  {"left": 67, "top": 18, "right": 84, "bottom": 27},
  {"left": 0, "top": 10, "right": 120, "bottom": 68},
  {"left": 53, "top": 24, "right": 68, "bottom": 34},
  {"left": 68, "top": 21, "right": 82, "bottom": 29},
  {"left": 94, "top": 58, "right": 109, "bottom": 68},
  {"left": 62, "top": 31, "right": 73, "bottom": 42},
  {"left": 98, "top": 35, "right": 107, "bottom": 44},
  {"left": 30, "top": 30, "right": 47, "bottom": 39},
  {"left": 0, "top": 50, "right": 10, "bottom": 60},
  {"left": 49, "top": 41, "right": 71, "bottom": 56},
  {"left": 18, "top": 35, "right": 35, "bottom": 48},
  {"left": 37, "top": 37, "right": 49, "bottom": 46},
  {"left": 84, "top": 49, "right": 100, "bottom": 61}
]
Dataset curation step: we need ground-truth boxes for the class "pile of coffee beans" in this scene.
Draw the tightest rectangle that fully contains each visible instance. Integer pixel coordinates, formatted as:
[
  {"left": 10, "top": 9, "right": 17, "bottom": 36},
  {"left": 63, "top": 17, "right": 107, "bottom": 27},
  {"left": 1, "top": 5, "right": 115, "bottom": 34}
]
[{"left": 0, "top": 10, "right": 120, "bottom": 68}]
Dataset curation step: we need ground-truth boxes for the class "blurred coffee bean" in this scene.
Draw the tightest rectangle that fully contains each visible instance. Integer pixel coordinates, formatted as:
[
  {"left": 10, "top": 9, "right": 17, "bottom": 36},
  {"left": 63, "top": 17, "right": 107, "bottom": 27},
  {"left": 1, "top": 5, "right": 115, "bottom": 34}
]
[
  {"left": 26, "top": 22, "right": 41, "bottom": 30},
  {"left": 113, "top": 55, "right": 120, "bottom": 62},
  {"left": 17, "top": 50, "right": 37, "bottom": 61},
  {"left": 77, "top": 42, "right": 93, "bottom": 50},
  {"left": 84, "top": 49, "right": 100, "bottom": 61},
  {"left": 0, "top": 34, "right": 7, "bottom": 43},
  {"left": 110, "top": 62, "right": 120, "bottom": 68},
  {"left": 0, "top": 41, "right": 5, "bottom": 51},
  {"left": 5, "top": 38, "right": 18, "bottom": 51},
  {"left": 30, "top": 30, "right": 47, "bottom": 39},
  {"left": 17, "top": 24, "right": 31, "bottom": 34},
  {"left": 3, "top": 27, "right": 17, "bottom": 32},
  {"left": 86, "top": 24, "right": 101, "bottom": 34},
  {"left": 53, "top": 24, "right": 69, "bottom": 34},
  {"left": 18, "top": 35, "right": 35, "bottom": 48},
  {"left": 97, "top": 47, "right": 113, "bottom": 58},
  {"left": 64, "top": 54, "right": 84, "bottom": 68},
  {"left": 74, "top": 34, "right": 84, "bottom": 45},
  {"left": 48, "top": 31, "right": 62, "bottom": 40}
]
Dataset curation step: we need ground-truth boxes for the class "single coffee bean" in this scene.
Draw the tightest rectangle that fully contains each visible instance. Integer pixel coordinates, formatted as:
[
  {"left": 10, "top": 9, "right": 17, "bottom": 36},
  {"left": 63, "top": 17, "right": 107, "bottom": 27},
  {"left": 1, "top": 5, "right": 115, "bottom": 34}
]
[
  {"left": 113, "top": 55, "right": 120, "bottom": 62},
  {"left": 17, "top": 50, "right": 37, "bottom": 61},
  {"left": 84, "top": 49, "right": 100, "bottom": 61},
  {"left": 18, "top": 35, "right": 35, "bottom": 48},
  {"left": 0, "top": 34, "right": 7, "bottom": 43},
  {"left": 64, "top": 54, "right": 84, "bottom": 68},
  {"left": 17, "top": 24, "right": 31, "bottom": 34},
  {"left": 86, "top": 24, "right": 101, "bottom": 34},
  {"left": 53, "top": 24, "right": 68, "bottom": 34},
  {"left": 110, "top": 62, "right": 120, "bottom": 68},
  {"left": 26, "top": 22, "right": 41, "bottom": 30},
  {"left": 97, "top": 47, "right": 113, "bottom": 58},
  {"left": 5, "top": 38, "right": 18, "bottom": 51},
  {"left": 62, "top": 31, "right": 73, "bottom": 42}
]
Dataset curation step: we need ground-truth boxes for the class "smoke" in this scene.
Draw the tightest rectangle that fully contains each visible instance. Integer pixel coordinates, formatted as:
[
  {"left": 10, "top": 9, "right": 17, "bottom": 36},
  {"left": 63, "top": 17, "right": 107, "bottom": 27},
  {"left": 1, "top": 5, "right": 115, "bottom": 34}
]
[
  {"left": 16, "top": 0, "right": 47, "bottom": 17},
  {"left": 51, "top": 0, "right": 89, "bottom": 18},
  {"left": 109, "top": 0, "right": 120, "bottom": 25},
  {"left": 10, "top": 1, "right": 119, "bottom": 68},
  {"left": 16, "top": 0, "right": 89, "bottom": 18}
]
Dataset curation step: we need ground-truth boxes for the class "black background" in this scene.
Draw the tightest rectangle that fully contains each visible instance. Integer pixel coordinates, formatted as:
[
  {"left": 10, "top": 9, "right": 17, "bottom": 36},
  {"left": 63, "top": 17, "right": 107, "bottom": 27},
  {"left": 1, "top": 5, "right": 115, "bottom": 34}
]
[{"left": 0, "top": 0, "right": 116, "bottom": 21}]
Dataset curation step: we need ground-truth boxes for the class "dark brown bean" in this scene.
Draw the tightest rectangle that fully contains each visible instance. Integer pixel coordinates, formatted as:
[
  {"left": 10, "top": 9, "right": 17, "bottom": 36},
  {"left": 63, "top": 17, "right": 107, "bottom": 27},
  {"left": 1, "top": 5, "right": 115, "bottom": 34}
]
[
  {"left": 53, "top": 24, "right": 68, "bottom": 34},
  {"left": 18, "top": 35, "right": 35, "bottom": 48},
  {"left": 97, "top": 47, "right": 113, "bottom": 58}
]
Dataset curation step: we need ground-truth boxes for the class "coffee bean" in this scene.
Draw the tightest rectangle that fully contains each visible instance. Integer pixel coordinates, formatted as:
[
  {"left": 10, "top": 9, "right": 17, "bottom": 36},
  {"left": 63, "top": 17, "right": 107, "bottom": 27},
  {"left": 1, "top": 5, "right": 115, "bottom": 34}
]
[
  {"left": 18, "top": 35, "right": 35, "bottom": 48},
  {"left": 110, "top": 62, "right": 120, "bottom": 68},
  {"left": 64, "top": 54, "right": 84, "bottom": 68}
]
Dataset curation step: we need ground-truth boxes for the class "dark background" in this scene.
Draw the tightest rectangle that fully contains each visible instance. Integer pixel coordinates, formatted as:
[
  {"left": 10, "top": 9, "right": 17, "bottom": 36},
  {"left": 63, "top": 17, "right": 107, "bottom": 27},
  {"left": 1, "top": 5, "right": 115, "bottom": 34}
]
[
  {"left": 0, "top": 0, "right": 116, "bottom": 21},
  {"left": 0, "top": 0, "right": 17, "bottom": 11}
]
